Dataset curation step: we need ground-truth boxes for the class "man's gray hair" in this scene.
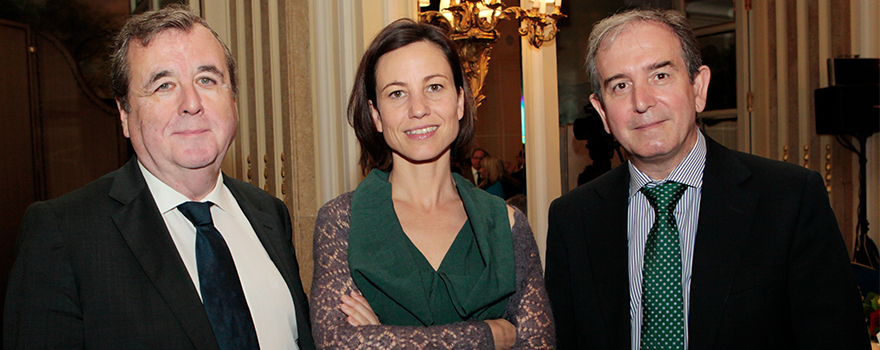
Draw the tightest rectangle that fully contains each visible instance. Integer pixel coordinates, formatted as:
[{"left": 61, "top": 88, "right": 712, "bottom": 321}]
[
  {"left": 586, "top": 9, "right": 702, "bottom": 103},
  {"left": 110, "top": 4, "right": 237, "bottom": 112}
]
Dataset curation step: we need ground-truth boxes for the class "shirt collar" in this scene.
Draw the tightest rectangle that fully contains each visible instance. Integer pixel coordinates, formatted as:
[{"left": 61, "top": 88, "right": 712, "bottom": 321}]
[
  {"left": 137, "top": 161, "right": 231, "bottom": 215},
  {"left": 628, "top": 129, "right": 707, "bottom": 197}
]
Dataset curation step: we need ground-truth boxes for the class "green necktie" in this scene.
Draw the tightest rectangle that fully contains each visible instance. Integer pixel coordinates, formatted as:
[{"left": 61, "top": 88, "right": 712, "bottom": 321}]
[{"left": 640, "top": 181, "right": 687, "bottom": 350}]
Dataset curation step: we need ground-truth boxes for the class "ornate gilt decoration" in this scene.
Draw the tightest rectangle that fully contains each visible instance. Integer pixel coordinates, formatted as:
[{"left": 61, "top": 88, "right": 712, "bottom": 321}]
[
  {"left": 825, "top": 144, "right": 832, "bottom": 192},
  {"left": 281, "top": 152, "right": 286, "bottom": 198},
  {"left": 803, "top": 145, "right": 809, "bottom": 168},
  {"left": 263, "top": 154, "right": 269, "bottom": 192},
  {"left": 420, "top": 0, "right": 564, "bottom": 108},
  {"left": 247, "top": 155, "right": 253, "bottom": 181}
]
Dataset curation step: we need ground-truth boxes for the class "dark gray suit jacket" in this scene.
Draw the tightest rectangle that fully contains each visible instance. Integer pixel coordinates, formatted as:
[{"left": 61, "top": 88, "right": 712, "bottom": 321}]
[
  {"left": 4, "top": 158, "right": 315, "bottom": 350},
  {"left": 545, "top": 137, "right": 869, "bottom": 349},
  {"left": 459, "top": 164, "right": 478, "bottom": 186}
]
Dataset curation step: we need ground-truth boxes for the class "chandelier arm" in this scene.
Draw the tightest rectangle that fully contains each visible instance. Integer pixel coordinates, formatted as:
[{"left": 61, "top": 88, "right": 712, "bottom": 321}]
[
  {"left": 417, "top": 1, "right": 565, "bottom": 105},
  {"left": 419, "top": 11, "right": 453, "bottom": 33}
]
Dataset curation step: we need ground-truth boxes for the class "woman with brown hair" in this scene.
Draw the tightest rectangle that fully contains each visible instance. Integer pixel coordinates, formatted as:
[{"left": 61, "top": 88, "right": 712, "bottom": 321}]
[{"left": 309, "top": 18, "right": 553, "bottom": 350}]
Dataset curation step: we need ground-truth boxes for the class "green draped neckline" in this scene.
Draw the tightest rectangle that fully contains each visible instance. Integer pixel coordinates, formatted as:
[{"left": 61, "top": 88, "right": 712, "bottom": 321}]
[{"left": 349, "top": 169, "right": 515, "bottom": 326}]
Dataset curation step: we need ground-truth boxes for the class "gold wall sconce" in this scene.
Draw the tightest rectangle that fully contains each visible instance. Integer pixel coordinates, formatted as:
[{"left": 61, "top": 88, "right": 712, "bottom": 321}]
[{"left": 419, "top": 0, "right": 565, "bottom": 108}]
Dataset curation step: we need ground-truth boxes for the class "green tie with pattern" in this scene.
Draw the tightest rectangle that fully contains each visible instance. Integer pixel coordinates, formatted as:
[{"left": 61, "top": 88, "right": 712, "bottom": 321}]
[{"left": 640, "top": 181, "right": 687, "bottom": 350}]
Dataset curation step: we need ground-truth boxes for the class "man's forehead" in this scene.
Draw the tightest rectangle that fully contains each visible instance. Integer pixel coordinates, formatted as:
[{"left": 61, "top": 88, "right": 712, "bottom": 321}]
[
  {"left": 130, "top": 25, "right": 222, "bottom": 55},
  {"left": 594, "top": 21, "right": 682, "bottom": 75},
  {"left": 128, "top": 26, "right": 224, "bottom": 69},
  {"left": 598, "top": 21, "right": 676, "bottom": 53},
  {"left": 131, "top": 27, "right": 189, "bottom": 50}
]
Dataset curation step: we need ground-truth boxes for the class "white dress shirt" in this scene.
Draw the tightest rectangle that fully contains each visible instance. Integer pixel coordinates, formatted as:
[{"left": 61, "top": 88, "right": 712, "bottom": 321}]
[
  {"left": 627, "top": 130, "right": 706, "bottom": 350},
  {"left": 138, "top": 162, "right": 300, "bottom": 349}
]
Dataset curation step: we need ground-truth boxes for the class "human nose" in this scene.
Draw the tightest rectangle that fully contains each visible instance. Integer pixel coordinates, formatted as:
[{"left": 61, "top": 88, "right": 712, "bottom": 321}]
[
  {"left": 178, "top": 83, "right": 204, "bottom": 116},
  {"left": 409, "top": 92, "right": 430, "bottom": 119},
  {"left": 631, "top": 83, "right": 655, "bottom": 114}
]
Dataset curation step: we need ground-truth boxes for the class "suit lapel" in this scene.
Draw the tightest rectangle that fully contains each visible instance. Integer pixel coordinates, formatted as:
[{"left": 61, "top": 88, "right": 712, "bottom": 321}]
[
  {"left": 688, "top": 138, "right": 758, "bottom": 348},
  {"left": 461, "top": 165, "right": 477, "bottom": 185},
  {"left": 584, "top": 164, "right": 632, "bottom": 346},
  {"left": 225, "top": 177, "right": 313, "bottom": 349},
  {"left": 110, "top": 159, "right": 219, "bottom": 350}
]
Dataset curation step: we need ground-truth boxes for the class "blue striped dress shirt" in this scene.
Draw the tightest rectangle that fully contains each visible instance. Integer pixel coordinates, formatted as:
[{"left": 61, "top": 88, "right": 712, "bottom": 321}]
[{"left": 628, "top": 130, "right": 706, "bottom": 350}]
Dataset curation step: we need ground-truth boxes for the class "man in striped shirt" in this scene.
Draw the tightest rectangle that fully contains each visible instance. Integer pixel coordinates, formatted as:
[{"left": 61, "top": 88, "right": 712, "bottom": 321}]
[{"left": 544, "top": 8, "right": 868, "bottom": 350}]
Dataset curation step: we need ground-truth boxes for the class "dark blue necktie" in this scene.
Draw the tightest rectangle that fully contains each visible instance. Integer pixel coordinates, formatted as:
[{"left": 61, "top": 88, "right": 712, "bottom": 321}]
[{"left": 178, "top": 201, "right": 260, "bottom": 350}]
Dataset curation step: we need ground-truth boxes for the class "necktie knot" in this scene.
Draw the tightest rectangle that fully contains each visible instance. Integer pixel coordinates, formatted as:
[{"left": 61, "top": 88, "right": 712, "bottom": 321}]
[
  {"left": 178, "top": 201, "right": 215, "bottom": 227},
  {"left": 640, "top": 181, "right": 687, "bottom": 214}
]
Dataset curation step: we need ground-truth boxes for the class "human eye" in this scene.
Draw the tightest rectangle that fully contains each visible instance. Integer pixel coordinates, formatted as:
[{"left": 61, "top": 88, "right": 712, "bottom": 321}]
[
  {"left": 610, "top": 81, "right": 629, "bottom": 94},
  {"left": 198, "top": 76, "right": 217, "bottom": 85},
  {"left": 389, "top": 90, "right": 405, "bottom": 99},
  {"left": 427, "top": 84, "right": 443, "bottom": 93},
  {"left": 155, "top": 82, "right": 173, "bottom": 92},
  {"left": 652, "top": 72, "right": 671, "bottom": 84}
]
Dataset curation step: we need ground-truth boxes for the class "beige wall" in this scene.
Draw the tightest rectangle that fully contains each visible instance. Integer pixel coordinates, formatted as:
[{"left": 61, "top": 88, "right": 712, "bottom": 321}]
[
  {"left": 749, "top": 0, "right": 879, "bottom": 256},
  {"left": 204, "top": 0, "right": 318, "bottom": 290}
]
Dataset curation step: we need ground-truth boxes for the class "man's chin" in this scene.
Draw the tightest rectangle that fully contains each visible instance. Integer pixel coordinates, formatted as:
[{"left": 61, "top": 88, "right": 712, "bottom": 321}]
[{"left": 174, "top": 157, "right": 221, "bottom": 172}]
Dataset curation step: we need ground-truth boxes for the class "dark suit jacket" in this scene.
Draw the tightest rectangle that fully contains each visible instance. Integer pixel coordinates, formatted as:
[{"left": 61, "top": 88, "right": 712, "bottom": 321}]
[
  {"left": 4, "top": 158, "right": 314, "bottom": 350},
  {"left": 458, "top": 164, "right": 478, "bottom": 185},
  {"left": 545, "top": 137, "right": 869, "bottom": 350}
]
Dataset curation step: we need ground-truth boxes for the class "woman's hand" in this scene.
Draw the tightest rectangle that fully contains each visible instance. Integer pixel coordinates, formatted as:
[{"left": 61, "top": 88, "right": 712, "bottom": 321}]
[
  {"left": 484, "top": 318, "right": 516, "bottom": 350},
  {"left": 340, "top": 291, "right": 380, "bottom": 326}
]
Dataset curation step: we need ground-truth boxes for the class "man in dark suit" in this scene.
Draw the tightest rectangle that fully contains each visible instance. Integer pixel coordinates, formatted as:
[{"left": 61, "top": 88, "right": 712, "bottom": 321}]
[
  {"left": 4, "top": 5, "right": 313, "bottom": 349},
  {"left": 544, "top": 9, "right": 868, "bottom": 350}
]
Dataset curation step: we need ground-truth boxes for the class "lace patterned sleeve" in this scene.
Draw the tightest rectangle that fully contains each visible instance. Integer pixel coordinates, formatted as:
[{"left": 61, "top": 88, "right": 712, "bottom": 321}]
[
  {"left": 505, "top": 208, "right": 556, "bottom": 349},
  {"left": 309, "top": 193, "right": 495, "bottom": 349}
]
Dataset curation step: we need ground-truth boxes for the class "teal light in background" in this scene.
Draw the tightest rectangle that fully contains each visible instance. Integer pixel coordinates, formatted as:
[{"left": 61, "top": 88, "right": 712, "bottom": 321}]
[{"left": 520, "top": 95, "right": 526, "bottom": 145}]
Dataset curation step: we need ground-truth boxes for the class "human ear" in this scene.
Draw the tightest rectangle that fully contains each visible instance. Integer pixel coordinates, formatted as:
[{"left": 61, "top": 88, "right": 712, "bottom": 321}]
[
  {"left": 456, "top": 87, "right": 464, "bottom": 121},
  {"left": 692, "top": 65, "right": 711, "bottom": 113},
  {"left": 590, "top": 94, "right": 612, "bottom": 134},
  {"left": 369, "top": 100, "right": 383, "bottom": 133},
  {"left": 117, "top": 100, "right": 131, "bottom": 138}
]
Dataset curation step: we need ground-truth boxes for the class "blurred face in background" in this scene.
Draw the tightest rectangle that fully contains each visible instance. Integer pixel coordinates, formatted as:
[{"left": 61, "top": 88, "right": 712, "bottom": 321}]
[{"left": 471, "top": 149, "right": 486, "bottom": 170}]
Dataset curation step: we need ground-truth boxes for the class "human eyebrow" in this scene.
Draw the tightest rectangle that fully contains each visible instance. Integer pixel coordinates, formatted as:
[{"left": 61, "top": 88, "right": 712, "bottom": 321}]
[
  {"left": 423, "top": 74, "right": 448, "bottom": 83},
  {"left": 197, "top": 65, "right": 224, "bottom": 78},
  {"left": 380, "top": 81, "right": 406, "bottom": 93},
  {"left": 145, "top": 70, "right": 172, "bottom": 89},
  {"left": 648, "top": 60, "right": 673, "bottom": 71}
]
